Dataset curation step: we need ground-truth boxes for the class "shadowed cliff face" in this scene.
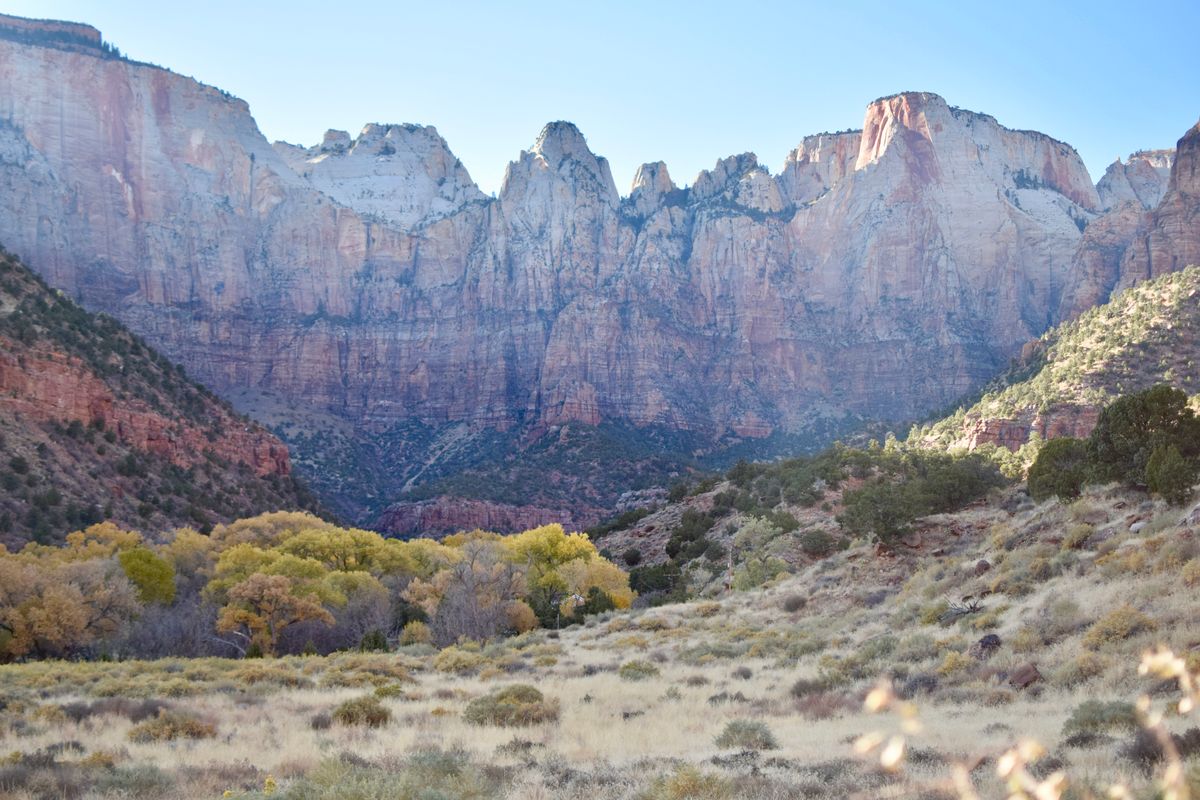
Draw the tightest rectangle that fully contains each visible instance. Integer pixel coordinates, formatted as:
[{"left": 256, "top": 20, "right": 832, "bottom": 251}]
[{"left": 0, "top": 17, "right": 1191, "bottom": 524}]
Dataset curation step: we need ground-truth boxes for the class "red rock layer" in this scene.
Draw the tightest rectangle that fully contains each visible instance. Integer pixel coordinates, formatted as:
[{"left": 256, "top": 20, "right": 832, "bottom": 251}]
[{"left": 0, "top": 335, "right": 289, "bottom": 476}]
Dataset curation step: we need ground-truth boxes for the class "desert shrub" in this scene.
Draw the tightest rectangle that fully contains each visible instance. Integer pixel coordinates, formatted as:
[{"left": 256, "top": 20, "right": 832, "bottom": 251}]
[
  {"left": 623, "top": 547, "right": 642, "bottom": 567},
  {"left": 1121, "top": 727, "right": 1200, "bottom": 775},
  {"left": 359, "top": 629, "right": 388, "bottom": 652},
  {"left": 714, "top": 719, "right": 777, "bottom": 750},
  {"left": 374, "top": 683, "right": 407, "bottom": 699},
  {"left": 1053, "top": 652, "right": 1108, "bottom": 688},
  {"left": 732, "top": 555, "right": 789, "bottom": 590},
  {"left": 643, "top": 765, "right": 734, "bottom": 800},
  {"left": 60, "top": 698, "right": 169, "bottom": 724},
  {"left": 1183, "top": 559, "right": 1200, "bottom": 587},
  {"left": 799, "top": 529, "right": 836, "bottom": 557},
  {"left": 781, "top": 594, "right": 807, "bottom": 613},
  {"left": 1062, "top": 523, "right": 1094, "bottom": 551},
  {"left": 1062, "top": 700, "right": 1138, "bottom": 736},
  {"left": 619, "top": 660, "right": 660, "bottom": 681},
  {"left": 310, "top": 711, "right": 332, "bottom": 730},
  {"left": 272, "top": 748, "right": 509, "bottom": 799},
  {"left": 1082, "top": 606, "right": 1156, "bottom": 649},
  {"left": 732, "top": 666, "right": 752, "bottom": 680},
  {"left": 332, "top": 695, "right": 391, "bottom": 728},
  {"left": 790, "top": 676, "right": 831, "bottom": 700},
  {"left": 936, "top": 651, "right": 974, "bottom": 677},
  {"left": 899, "top": 673, "right": 939, "bottom": 699},
  {"left": 795, "top": 690, "right": 856, "bottom": 720},
  {"left": 433, "top": 645, "right": 485, "bottom": 674},
  {"left": 399, "top": 620, "right": 432, "bottom": 646},
  {"left": 1028, "top": 438, "right": 1090, "bottom": 502},
  {"left": 1147, "top": 443, "right": 1197, "bottom": 505},
  {"left": 126, "top": 709, "right": 216, "bottom": 742},
  {"left": 463, "top": 685, "right": 559, "bottom": 727},
  {"left": 93, "top": 765, "right": 175, "bottom": 798}
]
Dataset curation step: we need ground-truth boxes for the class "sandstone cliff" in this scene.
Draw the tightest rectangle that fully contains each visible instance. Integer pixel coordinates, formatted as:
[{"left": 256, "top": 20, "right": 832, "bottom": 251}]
[
  {"left": 0, "top": 16, "right": 1190, "bottom": 525},
  {"left": 1120, "top": 121, "right": 1200, "bottom": 286}
]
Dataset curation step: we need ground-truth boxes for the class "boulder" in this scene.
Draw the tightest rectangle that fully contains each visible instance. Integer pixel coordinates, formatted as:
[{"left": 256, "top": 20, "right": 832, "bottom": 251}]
[{"left": 1008, "top": 662, "right": 1043, "bottom": 690}]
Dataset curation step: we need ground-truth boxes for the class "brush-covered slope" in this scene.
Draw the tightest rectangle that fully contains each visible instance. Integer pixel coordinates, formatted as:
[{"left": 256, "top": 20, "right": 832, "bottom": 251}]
[
  {"left": 912, "top": 265, "right": 1200, "bottom": 459},
  {"left": 0, "top": 249, "right": 317, "bottom": 547}
]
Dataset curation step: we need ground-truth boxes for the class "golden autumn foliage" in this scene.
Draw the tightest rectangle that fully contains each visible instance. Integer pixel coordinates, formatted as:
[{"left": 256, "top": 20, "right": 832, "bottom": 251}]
[{"left": 0, "top": 512, "right": 634, "bottom": 660}]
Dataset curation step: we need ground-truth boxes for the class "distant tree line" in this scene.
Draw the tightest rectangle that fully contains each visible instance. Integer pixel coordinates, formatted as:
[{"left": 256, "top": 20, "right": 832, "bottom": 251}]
[{"left": 0, "top": 514, "right": 633, "bottom": 662}]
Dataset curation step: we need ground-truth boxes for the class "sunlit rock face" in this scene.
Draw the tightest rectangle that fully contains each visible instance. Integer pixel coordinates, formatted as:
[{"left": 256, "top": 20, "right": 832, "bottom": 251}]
[
  {"left": 273, "top": 124, "right": 487, "bottom": 231},
  {"left": 1119, "top": 121, "right": 1200, "bottom": 287},
  {"left": 0, "top": 16, "right": 1192, "bottom": 482}
]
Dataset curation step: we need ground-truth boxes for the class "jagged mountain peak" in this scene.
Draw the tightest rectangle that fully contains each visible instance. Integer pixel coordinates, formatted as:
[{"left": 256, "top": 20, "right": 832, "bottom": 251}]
[
  {"left": 532, "top": 120, "right": 596, "bottom": 163},
  {"left": 627, "top": 161, "right": 678, "bottom": 218},
  {"left": 272, "top": 120, "right": 484, "bottom": 231},
  {"left": 631, "top": 160, "right": 674, "bottom": 195},
  {"left": 1097, "top": 149, "right": 1175, "bottom": 211},
  {"left": 501, "top": 120, "right": 619, "bottom": 208}
]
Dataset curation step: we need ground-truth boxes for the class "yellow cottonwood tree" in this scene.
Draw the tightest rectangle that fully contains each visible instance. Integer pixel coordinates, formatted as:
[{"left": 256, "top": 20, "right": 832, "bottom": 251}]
[
  {"left": 216, "top": 573, "right": 334, "bottom": 656},
  {"left": 556, "top": 557, "right": 635, "bottom": 619}
]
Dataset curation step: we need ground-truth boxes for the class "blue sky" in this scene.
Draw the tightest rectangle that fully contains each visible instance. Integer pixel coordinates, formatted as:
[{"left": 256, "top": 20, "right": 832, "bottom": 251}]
[{"left": 4, "top": 0, "right": 1198, "bottom": 195}]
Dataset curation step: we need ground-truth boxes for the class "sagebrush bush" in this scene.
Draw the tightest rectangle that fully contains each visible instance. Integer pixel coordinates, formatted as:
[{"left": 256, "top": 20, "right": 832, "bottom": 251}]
[
  {"left": 463, "top": 685, "right": 559, "bottom": 727},
  {"left": 781, "top": 594, "right": 807, "bottom": 613},
  {"left": 1082, "top": 606, "right": 1156, "bottom": 649},
  {"left": 126, "top": 709, "right": 216, "bottom": 742},
  {"left": 936, "top": 651, "right": 973, "bottom": 677},
  {"left": 433, "top": 646, "right": 485, "bottom": 674},
  {"left": 619, "top": 660, "right": 660, "bottom": 681},
  {"left": 714, "top": 719, "right": 778, "bottom": 750},
  {"left": 1062, "top": 523, "right": 1094, "bottom": 551},
  {"left": 399, "top": 620, "right": 432, "bottom": 646},
  {"left": 1183, "top": 559, "right": 1200, "bottom": 587},
  {"left": 790, "top": 677, "right": 828, "bottom": 699},
  {"left": 332, "top": 695, "right": 391, "bottom": 727},
  {"left": 60, "top": 697, "right": 168, "bottom": 724},
  {"left": 1062, "top": 700, "right": 1138, "bottom": 736},
  {"left": 1053, "top": 652, "right": 1108, "bottom": 688},
  {"left": 643, "top": 765, "right": 733, "bottom": 800}
]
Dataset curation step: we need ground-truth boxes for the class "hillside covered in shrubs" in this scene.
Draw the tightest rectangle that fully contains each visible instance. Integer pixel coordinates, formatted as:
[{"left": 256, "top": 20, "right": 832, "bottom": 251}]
[
  {"left": 912, "top": 266, "right": 1200, "bottom": 473},
  {"left": 589, "top": 446, "right": 1007, "bottom": 603},
  {"left": 0, "top": 250, "right": 319, "bottom": 547}
]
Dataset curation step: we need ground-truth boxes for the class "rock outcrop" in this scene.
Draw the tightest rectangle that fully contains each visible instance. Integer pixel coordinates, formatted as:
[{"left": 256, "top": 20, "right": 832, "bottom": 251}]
[
  {"left": 273, "top": 124, "right": 486, "bottom": 231},
  {"left": 0, "top": 16, "right": 1193, "bottom": 522},
  {"left": 1120, "top": 121, "right": 1200, "bottom": 286},
  {"left": 1096, "top": 150, "right": 1174, "bottom": 210}
]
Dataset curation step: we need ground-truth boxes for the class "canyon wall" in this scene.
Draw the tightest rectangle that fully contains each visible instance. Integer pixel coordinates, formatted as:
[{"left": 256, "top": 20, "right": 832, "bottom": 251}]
[{"left": 0, "top": 15, "right": 1192, "bottom": 522}]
